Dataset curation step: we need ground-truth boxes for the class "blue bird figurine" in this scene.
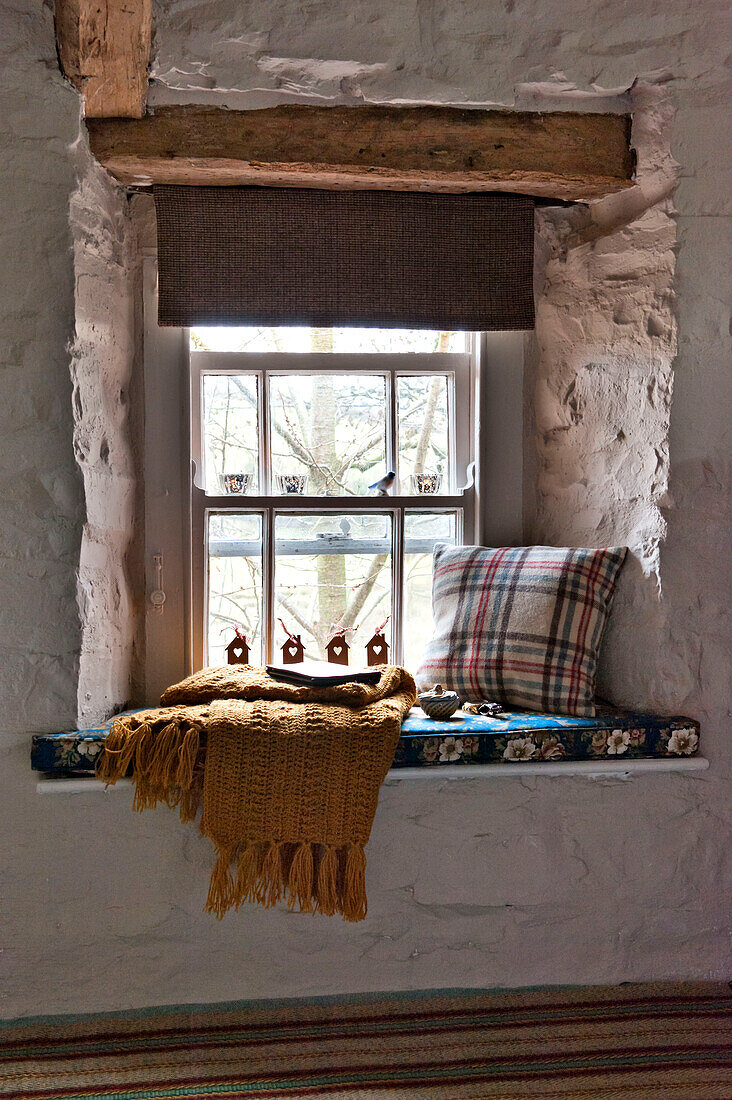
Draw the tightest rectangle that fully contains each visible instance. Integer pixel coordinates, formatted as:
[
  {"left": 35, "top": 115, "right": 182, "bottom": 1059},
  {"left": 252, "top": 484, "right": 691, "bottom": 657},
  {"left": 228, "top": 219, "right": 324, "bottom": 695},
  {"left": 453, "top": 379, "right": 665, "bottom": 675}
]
[{"left": 368, "top": 470, "right": 396, "bottom": 496}]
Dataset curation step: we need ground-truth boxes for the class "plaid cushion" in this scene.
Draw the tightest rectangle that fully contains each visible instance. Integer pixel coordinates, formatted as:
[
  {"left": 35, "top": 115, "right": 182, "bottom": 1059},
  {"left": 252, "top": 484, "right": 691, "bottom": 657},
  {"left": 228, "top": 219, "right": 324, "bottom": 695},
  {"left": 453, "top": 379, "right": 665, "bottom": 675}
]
[{"left": 416, "top": 544, "right": 627, "bottom": 717}]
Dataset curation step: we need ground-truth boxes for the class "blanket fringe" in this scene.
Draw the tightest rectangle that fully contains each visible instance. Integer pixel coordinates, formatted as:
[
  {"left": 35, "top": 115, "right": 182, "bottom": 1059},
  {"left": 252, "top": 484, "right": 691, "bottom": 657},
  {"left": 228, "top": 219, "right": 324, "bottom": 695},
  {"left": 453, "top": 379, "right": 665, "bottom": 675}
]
[
  {"left": 176, "top": 726, "right": 200, "bottom": 789},
  {"left": 288, "top": 842, "right": 315, "bottom": 914},
  {"left": 96, "top": 720, "right": 147, "bottom": 784},
  {"left": 343, "top": 843, "right": 368, "bottom": 922},
  {"left": 205, "top": 845, "right": 235, "bottom": 918},
  {"left": 259, "top": 841, "right": 284, "bottom": 908},
  {"left": 316, "top": 844, "right": 339, "bottom": 916},
  {"left": 146, "top": 720, "right": 183, "bottom": 790},
  {"left": 178, "top": 763, "right": 204, "bottom": 823},
  {"left": 205, "top": 840, "right": 367, "bottom": 921},
  {"left": 233, "top": 843, "right": 263, "bottom": 908},
  {"left": 96, "top": 717, "right": 202, "bottom": 822}
]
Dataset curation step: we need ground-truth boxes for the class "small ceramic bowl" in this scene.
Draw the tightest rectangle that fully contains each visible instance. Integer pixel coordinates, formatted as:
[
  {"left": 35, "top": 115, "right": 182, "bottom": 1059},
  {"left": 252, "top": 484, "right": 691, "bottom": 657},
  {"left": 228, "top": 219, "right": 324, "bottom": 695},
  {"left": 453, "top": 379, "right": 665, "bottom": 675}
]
[
  {"left": 417, "top": 683, "right": 461, "bottom": 719},
  {"left": 221, "top": 473, "right": 251, "bottom": 495},
  {"left": 276, "top": 473, "right": 309, "bottom": 495}
]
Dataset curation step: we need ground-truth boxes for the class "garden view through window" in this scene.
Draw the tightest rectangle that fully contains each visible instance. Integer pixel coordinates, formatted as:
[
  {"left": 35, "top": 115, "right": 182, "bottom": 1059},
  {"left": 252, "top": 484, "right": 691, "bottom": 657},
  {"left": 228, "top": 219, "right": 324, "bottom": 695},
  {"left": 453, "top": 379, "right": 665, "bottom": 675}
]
[{"left": 190, "top": 327, "right": 474, "bottom": 672}]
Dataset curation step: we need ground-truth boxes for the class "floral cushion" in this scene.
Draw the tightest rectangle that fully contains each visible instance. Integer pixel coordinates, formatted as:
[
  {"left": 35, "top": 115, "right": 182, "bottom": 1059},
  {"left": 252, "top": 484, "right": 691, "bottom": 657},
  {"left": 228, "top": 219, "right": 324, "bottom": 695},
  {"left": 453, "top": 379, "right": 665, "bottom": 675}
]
[
  {"left": 416, "top": 543, "right": 627, "bottom": 717},
  {"left": 394, "top": 707, "right": 700, "bottom": 768},
  {"left": 31, "top": 707, "right": 700, "bottom": 774}
]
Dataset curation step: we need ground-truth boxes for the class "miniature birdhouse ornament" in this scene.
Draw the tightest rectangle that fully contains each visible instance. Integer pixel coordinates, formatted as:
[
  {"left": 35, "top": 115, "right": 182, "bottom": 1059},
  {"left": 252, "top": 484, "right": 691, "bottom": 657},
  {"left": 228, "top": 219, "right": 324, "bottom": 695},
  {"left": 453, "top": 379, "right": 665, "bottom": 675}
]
[
  {"left": 281, "top": 635, "right": 304, "bottom": 664},
  {"left": 226, "top": 631, "right": 250, "bottom": 665},
  {"left": 278, "top": 619, "right": 305, "bottom": 664},
  {"left": 365, "top": 632, "right": 389, "bottom": 665},
  {"left": 365, "top": 617, "right": 390, "bottom": 666},
  {"left": 325, "top": 630, "right": 350, "bottom": 666}
]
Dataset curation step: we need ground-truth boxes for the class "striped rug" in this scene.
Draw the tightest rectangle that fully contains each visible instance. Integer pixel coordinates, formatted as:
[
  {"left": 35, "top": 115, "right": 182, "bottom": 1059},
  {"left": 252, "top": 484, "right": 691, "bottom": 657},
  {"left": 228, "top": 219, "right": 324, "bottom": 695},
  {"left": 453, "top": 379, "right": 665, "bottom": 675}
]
[{"left": 1, "top": 982, "right": 730, "bottom": 1099}]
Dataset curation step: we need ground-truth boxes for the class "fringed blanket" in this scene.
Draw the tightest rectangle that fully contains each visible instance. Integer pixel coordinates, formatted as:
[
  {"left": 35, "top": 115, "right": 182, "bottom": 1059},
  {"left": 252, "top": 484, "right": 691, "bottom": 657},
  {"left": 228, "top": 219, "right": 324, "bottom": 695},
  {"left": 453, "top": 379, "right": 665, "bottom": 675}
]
[{"left": 97, "top": 665, "right": 416, "bottom": 921}]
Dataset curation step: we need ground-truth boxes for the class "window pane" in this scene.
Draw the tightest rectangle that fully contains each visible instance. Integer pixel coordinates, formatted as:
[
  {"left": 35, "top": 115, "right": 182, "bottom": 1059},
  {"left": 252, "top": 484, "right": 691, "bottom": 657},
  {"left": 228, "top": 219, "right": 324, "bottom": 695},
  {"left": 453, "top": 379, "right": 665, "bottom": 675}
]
[
  {"left": 403, "top": 511, "right": 457, "bottom": 672},
  {"left": 274, "top": 513, "right": 392, "bottom": 662},
  {"left": 397, "top": 375, "right": 451, "bottom": 494},
  {"left": 202, "top": 374, "right": 259, "bottom": 495},
  {"left": 192, "top": 327, "right": 468, "bottom": 354},
  {"left": 207, "top": 512, "right": 263, "bottom": 666},
  {"left": 270, "top": 375, "right": 386, "bottom": 496}
]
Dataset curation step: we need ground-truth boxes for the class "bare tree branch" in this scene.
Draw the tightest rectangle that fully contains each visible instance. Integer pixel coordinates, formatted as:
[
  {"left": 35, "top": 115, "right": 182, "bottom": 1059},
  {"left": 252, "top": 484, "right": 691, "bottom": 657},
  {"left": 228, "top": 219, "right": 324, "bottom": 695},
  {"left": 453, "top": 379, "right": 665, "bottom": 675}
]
[
  {"left": 230, "top": 376, "right": 314, "bottom": 466},
  {"left": 342, "top": 554, "right": 388, "bottom": 630},
  {"left": 277, "top": 592, "right": 323, "bottom": 648},
  {"left": 414, "top": 377, "right": 443, "bottom": 473}
]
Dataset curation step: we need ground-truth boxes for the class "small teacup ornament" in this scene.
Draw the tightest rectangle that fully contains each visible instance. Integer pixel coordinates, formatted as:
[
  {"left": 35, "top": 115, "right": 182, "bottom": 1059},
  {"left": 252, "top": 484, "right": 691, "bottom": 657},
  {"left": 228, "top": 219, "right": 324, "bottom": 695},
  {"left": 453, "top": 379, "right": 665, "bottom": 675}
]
[
  {"left": 222, "top": 472, "right": 251, "bottom": 495},
  {"left": 418, "top": 683, "right": 461, "bottom": 719},
  {"left": 410, "top": 472, "right": 442, "bottom": 495},
  {"left": 276, "top": 473, "right": 309, "bottom": 495}
]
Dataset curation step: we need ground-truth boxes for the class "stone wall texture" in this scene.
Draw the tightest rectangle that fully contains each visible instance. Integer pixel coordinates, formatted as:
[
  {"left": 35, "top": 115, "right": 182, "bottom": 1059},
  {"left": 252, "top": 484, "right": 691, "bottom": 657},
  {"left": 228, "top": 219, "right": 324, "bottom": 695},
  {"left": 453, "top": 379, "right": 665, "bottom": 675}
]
[
  {"left": 0, "top": 1, "right": 142, "bottom": 1013},
  {"left": 0, "top": 0, "right": 729, "bottom": 1017},
  {"left": 71, "top": 168, "right": 144, "bottom": 725}
]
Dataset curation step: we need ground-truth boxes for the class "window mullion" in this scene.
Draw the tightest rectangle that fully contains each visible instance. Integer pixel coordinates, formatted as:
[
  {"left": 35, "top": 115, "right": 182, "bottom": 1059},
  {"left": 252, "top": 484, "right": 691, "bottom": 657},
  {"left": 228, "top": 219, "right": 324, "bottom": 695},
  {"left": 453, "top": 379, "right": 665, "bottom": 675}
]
[
  {"left": 261, "top": 370, "right": 271, "bottom": 496},
  {"left": 264, "top": 505, "right": 275, "bottom": 665},
  {"left": 387, "top": 368, "right": 401, "bottom": 664},
  {"left": 388, "top": 370, "right": 398, "bottom": 491},
  {"left": 392, "top": 506, "right": 403, "bottom": 666},
  {"left": 261, "top": 371, "right": 273, "bottom": 665}
]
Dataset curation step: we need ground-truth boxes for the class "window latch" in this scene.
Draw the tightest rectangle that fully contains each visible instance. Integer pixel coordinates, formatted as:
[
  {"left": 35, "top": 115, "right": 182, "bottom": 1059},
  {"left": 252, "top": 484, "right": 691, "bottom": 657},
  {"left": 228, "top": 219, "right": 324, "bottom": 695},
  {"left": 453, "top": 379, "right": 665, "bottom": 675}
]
[{"left": 150, "top": 553, "right": 166, "bottom": 614}]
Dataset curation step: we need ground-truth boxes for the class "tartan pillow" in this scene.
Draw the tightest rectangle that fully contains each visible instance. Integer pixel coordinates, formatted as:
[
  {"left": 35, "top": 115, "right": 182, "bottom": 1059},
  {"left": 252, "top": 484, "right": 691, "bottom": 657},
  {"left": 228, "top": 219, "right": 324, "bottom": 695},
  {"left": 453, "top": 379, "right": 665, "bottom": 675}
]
[{"left": 416, "top": 544, "right": 627, "bottom": 717}]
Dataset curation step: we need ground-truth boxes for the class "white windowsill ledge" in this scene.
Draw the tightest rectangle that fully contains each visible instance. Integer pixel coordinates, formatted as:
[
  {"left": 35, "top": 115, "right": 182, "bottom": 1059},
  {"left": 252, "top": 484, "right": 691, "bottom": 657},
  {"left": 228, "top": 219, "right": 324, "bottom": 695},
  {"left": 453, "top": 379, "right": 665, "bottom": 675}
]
[
  {"left": 384, "top": 757, "right": 710, "bottom": 781},
  {"left": 35, "top": 756, "right": 709, "bottom": 794}
]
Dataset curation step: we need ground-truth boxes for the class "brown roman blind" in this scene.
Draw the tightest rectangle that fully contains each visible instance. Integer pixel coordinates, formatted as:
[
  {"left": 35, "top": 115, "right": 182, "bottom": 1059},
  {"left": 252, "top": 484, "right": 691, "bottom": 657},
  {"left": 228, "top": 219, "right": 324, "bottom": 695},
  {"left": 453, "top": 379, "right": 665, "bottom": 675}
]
[{"left": 154, "top": 185, "right": 535, "bottom": 330}]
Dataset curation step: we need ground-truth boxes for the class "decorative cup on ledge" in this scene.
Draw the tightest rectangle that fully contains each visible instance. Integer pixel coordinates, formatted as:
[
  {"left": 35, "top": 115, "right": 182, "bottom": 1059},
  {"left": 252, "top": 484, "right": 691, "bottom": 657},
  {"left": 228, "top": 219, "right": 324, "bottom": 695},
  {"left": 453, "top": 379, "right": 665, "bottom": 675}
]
[
  {"left": 221, "top": 473, "right": 251, "bottom": 495},
  {"left": 276, "top": 473, "right": 309, "bottom": 495},
  {"left": 418, "top": 683, "right": 461, "bottom": 719},
  {"left": 410, "top": 472, "right": 442, "bottom": 495}
]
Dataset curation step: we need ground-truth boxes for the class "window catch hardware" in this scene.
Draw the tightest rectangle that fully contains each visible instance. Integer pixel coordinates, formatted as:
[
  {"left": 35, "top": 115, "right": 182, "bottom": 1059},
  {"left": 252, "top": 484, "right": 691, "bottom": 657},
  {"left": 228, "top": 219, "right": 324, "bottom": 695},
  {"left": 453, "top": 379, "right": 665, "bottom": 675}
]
[{"left": 150, "top": 554, "right": 166, "bottom": 614}]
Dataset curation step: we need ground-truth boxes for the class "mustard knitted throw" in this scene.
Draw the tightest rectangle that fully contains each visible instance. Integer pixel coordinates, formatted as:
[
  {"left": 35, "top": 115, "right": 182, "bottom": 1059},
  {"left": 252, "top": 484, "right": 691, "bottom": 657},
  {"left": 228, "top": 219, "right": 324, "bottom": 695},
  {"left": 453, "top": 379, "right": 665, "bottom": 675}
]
[{"left": 97, "top": 665, "right": 416, "bottom": 921}]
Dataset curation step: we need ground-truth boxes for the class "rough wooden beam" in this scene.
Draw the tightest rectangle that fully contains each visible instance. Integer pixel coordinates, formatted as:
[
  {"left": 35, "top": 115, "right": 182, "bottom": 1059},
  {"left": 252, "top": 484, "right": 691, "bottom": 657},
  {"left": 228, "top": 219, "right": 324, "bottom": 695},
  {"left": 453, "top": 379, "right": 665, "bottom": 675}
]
[
  {"left": 55, "top": 0, "right": 152, "bottom": 118},
  {"left": 86, "top": 105, "right": 635, "bottom": 201}
]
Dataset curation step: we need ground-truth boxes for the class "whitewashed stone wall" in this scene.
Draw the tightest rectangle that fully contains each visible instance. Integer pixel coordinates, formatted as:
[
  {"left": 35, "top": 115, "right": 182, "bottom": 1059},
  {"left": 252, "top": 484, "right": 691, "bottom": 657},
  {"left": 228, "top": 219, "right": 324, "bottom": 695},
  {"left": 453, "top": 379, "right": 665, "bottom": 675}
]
[
  {"left": 0, "top": 2, "right": 142, "bottom": 1013},
  {"left": 71, "top": 169, "right": 144, "bottom": 724},
  {"left": 0, "top": 0, "right": 729, "bottom": 1017},
  {"left": 527, "top": 83, "right": 680, "bottom": 704},
  {"left": 0, "top": 3, "right": 83, "bottom": 738}
]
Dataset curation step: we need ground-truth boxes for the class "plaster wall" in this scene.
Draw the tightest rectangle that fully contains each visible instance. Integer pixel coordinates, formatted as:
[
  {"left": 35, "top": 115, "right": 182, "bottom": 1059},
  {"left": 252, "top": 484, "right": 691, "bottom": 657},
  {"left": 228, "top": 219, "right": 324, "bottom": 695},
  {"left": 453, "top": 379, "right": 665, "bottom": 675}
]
[
  {"left": 1, "top": 0, "right": 729, "bottom": 1017},
  {"left": 71, "top": 169, "right": 144, "bottom": 725},
  {"left": 0, "top": 2, "right": 142, "bottom": 1012}
]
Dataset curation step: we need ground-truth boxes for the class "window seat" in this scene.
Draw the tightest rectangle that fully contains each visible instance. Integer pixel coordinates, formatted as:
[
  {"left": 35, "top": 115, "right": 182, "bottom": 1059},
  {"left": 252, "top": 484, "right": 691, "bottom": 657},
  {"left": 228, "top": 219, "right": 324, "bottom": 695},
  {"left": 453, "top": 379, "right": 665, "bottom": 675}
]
[{"left": 31, "top": 705, "right": 701, "bottom": 776}]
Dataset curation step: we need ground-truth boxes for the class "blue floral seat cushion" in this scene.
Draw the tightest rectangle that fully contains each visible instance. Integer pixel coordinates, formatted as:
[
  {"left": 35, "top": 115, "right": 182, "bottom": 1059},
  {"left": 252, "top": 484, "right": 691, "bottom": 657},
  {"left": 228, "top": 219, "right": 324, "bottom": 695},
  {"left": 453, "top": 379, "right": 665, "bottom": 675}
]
[
  {"left": 396, "top": 706, "right": 700, "bottom": 767},
  {"left": 31, "top": 706, "right": 700, "bottom": 774}
]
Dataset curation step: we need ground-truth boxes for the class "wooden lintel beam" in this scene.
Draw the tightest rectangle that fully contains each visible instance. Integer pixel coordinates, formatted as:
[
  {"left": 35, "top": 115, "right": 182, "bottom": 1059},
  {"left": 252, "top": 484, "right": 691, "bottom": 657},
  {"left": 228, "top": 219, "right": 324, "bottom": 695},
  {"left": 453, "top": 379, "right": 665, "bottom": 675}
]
[
  {"left": 86, "top": 105, "right": 635, "bottom": 201},
  {"left": 55, "top": 0, "right": 152, "bottom": 118}
]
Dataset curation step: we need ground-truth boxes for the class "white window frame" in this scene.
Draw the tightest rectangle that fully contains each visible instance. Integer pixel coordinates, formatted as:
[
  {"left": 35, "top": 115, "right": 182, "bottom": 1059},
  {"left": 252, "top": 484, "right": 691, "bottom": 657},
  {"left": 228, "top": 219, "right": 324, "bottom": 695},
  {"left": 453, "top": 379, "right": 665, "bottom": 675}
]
[
  {"left": 141, "top": 252, "right": 525, "bottom": 703},
  {"left": 189, "top": 350, "right": 476, "bottom": 669}
]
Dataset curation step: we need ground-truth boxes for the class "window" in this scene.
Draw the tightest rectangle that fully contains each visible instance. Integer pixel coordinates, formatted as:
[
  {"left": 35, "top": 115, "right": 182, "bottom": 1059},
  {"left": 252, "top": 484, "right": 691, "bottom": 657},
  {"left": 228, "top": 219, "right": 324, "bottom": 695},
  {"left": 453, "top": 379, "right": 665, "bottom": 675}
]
[{"left": 188, "top": 327, "right": 477, "bottom": 671}]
